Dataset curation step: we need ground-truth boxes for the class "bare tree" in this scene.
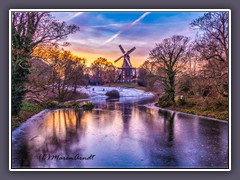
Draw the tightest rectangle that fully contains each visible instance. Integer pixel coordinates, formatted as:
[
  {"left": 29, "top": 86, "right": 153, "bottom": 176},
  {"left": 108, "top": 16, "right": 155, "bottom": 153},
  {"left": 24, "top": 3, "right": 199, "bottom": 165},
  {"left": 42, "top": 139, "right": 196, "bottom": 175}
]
[
  {"left": 191, "top": 12, "right": 228, "bottom": 62},
  {"left": 70, "top": 57, "right": 87, "bottom": 93},
  {"left": 138, "top": 60, "right": 163, "bottom": 91},
  {"left": 25, "top": 58, "right": 53, "bottom": 104},
  {"left": 190, "top": 12, "right": 229, "bottom": 97},
  {"left": 11, "top": 12, "right": 79, "bottom": 115},
  {"left": 48, "top": 50, "right": 86, "bottom": 101},
  {"left": 149, "top": 35, "right": 190, "bottom": 104}
]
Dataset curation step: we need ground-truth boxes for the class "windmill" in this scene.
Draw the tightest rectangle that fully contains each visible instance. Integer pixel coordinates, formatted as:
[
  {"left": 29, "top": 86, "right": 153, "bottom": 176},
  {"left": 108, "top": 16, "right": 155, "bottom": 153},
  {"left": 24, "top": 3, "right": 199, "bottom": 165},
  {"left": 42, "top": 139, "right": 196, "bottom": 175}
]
[{"left": 114, "top": 45, "right": 137, "bottom": 83}]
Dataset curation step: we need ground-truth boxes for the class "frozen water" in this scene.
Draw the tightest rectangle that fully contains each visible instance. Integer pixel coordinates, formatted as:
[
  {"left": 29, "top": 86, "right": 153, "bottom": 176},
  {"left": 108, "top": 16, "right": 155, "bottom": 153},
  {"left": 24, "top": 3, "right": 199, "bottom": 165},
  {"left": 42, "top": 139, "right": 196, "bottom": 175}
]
[{"left": 76, "top": 86, "right": 154, "bottom": 98}]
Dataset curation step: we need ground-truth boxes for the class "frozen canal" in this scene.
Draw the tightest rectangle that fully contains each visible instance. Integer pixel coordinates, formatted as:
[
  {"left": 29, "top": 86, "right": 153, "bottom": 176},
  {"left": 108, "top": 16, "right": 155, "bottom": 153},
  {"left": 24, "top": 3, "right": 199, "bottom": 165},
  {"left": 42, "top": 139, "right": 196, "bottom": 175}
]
[
  {"left": 11, "top": 88, "right": 228, "bottom": 169},
  {"left": 76, "top": 86, "right": 154, "bottom": 100}
]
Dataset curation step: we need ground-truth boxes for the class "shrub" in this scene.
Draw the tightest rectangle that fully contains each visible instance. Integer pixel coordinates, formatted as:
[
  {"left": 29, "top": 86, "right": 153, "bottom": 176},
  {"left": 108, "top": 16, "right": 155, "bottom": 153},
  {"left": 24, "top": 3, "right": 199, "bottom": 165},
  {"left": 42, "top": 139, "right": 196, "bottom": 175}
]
[
  {"left": 158, "top": 95, "right": 173, "bottom": 108},
  {"left": 21, "top": 101, "right": 43, "bottom": 112},
  {"left": 214, "top": 99, "right": 228, "bottom": 110},
  {"left": 178, "top": 97, "right": 187, "bottom": 106},
  {"left": 81, "top": 102, "right": 94, "bottom": 111},
  {"left": 106, "top": 90, "right": 120, "bottom": 98},
  {"left": 72, "top": 102, "right": 80, "bottom": 109},
  {"left": 46, "top": 101, "right": 59, "bottom": 108},
  {"left": 137, "top": 81, "right": 146, "bottom": 87}
]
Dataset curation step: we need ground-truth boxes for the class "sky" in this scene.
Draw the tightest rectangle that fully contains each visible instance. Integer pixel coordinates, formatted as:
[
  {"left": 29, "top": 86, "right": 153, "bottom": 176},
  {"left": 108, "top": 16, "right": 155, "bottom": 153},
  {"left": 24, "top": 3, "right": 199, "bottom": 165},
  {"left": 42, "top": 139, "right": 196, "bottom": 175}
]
[{"left": 51, "top": 11, "right": 206, "bottom": 67}]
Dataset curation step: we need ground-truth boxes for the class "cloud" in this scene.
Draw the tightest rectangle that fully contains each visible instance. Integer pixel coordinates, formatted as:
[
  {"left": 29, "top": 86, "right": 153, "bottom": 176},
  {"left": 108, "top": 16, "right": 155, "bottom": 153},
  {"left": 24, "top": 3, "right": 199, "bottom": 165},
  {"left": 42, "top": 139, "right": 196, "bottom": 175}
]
[
  {"left": 91, "top": 23, "right": 126, "bottom": 28},
  {"left": 131, "top": 12, "right": 151, "bottom": 25},
  {"left": 59, "top": 11, "right": 204, "bottom": 67},
  {"left": 64, "top": 12, "right": 84, "bottom": 21},
  {"left": 102, "top": 12, "right": 151, "bottom": 45}
]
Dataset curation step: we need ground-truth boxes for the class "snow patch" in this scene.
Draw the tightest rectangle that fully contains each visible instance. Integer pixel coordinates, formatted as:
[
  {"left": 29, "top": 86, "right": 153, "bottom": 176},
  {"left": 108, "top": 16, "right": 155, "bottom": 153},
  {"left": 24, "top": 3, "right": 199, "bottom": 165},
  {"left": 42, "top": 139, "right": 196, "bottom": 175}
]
[{"left": 76, "top": 86, "right": 154, "bottom": 98}]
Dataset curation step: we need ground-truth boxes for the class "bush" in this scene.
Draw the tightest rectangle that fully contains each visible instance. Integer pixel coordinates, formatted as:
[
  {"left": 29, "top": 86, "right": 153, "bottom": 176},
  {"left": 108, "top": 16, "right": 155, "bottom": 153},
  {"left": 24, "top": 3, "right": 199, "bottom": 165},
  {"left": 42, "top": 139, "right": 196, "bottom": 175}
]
[
  {"left": 106, "top": 90, "right": 120, "bottom": 98},
  {"left": 72, "top": 102, "right": 80, "bottom": 109},
  {"left": 46, "top": 101, "right": 59, "bottom": 108},
  {"left": 158, "top": 95, "right": 173, "bottom": 108},
  {"left": 21, "top": 101, "right": 43, "bottom": 112},
  {"left": 178, "top": 97, "right": 187, "bottom": 106},
  {"left": 214, "top": 99, "right": 228, "bottom": 110},
  {"left": 12, "top": 101, "right": 44, "bottom": 130},
  {"left": 137, "top": 81, "right": 146, "bottom": 87},
  {"left": 81, "top": 102, "right": 94, "bottom": 111}
]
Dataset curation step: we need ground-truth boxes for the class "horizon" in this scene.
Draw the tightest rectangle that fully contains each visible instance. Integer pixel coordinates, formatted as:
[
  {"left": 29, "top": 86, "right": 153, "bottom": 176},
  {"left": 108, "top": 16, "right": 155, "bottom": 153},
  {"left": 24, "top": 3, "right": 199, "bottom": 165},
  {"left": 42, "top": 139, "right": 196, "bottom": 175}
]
[{"left": 51, "top": 11, "right": 206, "bottom": 67}]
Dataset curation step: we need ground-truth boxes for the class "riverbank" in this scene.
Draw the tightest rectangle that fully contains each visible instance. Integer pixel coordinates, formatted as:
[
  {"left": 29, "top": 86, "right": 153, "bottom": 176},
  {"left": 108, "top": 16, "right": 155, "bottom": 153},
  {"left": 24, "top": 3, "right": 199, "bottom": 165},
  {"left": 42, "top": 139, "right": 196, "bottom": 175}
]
[
  {"left": 150, "top": 96, "right": 228, "bottom": 121},
  {"left": 11, "top": 101, "right": 44, "bottom": 130},
  {"left": 166, "top": 105, "right": 228, "bottom": 121},
  {"left": 144, "top": 102, "right": 228, "bottom": 123}
]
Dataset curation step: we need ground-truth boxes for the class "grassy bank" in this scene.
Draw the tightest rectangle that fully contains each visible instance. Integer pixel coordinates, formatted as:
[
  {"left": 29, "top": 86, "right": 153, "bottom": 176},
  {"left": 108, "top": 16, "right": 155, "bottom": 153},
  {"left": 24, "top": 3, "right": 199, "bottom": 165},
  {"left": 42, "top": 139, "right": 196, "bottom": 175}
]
[
  {"left": 12, "top": 101, "right": 44, "bottom": 130},
  {"left": 158, "top": 97, "right": 229, "bottom": 121}
]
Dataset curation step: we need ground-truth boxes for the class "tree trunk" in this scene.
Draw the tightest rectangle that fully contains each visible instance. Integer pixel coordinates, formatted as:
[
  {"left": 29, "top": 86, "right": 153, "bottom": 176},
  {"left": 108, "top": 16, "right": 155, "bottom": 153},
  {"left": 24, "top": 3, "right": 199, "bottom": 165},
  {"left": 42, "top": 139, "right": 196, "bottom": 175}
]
[{"left": 168, "top": 71, "right": 175, "bottom": 104}]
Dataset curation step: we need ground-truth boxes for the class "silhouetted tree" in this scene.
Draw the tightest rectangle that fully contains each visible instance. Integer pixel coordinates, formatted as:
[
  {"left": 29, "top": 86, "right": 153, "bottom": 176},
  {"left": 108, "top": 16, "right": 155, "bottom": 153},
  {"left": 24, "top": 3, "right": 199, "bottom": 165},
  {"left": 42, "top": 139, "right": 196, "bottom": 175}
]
[
  {"left": 149, "top": 35, "right": 190, "bottom": 105},
  {"left": 11, "top": 12, "right": 79, "bottom": 115},
  {"left": 190, "top": 12, "right": 229, "bottom": 97}
]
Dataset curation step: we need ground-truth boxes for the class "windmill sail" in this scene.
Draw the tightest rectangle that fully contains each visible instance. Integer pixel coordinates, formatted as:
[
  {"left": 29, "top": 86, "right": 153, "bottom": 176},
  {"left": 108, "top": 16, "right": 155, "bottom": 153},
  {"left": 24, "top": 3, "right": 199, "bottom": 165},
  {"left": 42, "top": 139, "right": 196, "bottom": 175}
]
[
  {"left": 125, "top": 47, "right": 136, "bottom": 56},
  {"left": 119, "top": 45, "right": 125, "bottom": 54},
  {"left": 114, "top": 55, "right": 123, "bottom": 63}
]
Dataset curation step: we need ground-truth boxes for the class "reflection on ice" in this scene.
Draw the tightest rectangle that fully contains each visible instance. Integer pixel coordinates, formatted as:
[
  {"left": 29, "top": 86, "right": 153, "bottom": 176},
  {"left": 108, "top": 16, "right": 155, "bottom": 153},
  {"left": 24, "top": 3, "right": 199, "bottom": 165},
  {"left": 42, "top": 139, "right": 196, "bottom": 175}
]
[{"left": 12, "top": 96, "right": 228, "bottom": 168}]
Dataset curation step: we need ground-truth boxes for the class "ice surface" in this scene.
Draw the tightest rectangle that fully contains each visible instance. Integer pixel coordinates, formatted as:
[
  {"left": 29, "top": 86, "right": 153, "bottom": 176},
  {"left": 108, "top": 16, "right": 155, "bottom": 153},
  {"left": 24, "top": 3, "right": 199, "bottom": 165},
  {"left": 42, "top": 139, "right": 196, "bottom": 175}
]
[{"left": 76, "top": 86, "right": 154, "bottom": 98}]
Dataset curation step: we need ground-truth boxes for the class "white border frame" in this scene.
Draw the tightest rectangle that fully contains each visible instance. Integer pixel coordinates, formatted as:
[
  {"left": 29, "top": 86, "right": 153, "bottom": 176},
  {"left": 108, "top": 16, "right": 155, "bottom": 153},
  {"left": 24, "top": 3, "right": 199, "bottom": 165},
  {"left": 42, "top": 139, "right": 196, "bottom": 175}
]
[{"left": 9, "top": 9, "right": 231, "bottom": 171}]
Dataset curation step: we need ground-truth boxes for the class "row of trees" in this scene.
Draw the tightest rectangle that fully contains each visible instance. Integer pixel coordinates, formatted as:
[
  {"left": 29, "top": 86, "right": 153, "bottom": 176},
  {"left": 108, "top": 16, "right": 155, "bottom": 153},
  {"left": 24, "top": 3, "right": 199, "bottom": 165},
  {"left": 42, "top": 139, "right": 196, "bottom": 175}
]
[
  {"left": 139, "top": 12, "right": 229, "bottom": 106},
  {"left": 27, "top": 47, "right": 87, "bottom": 103},
  {"left": 27, "top": 49, "right": 121, "bottom": 103}
]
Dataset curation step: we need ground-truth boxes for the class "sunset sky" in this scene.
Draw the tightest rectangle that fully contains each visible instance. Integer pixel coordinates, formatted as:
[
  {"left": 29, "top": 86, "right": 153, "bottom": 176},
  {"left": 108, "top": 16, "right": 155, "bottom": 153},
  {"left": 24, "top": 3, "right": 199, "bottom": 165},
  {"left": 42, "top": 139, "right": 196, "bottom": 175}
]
[{"left": 51, "top": 11, "right": 206, "bottom": 67}]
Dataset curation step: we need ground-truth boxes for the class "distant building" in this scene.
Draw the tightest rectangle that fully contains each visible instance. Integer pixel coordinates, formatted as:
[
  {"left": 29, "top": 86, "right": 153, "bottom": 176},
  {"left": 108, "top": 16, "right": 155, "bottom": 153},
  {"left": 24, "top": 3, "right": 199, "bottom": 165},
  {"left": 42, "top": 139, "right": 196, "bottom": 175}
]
[{"left": 114, "top": 45, "right": 137, "bottom": 83}]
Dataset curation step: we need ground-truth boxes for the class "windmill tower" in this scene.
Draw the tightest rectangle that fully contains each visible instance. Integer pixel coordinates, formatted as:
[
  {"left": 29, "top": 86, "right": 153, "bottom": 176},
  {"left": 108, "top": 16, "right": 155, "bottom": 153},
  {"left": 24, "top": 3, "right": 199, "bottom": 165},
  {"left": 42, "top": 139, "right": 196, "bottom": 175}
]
[{"left": 114, "top": 45, "right": 137, "bottom": 83}]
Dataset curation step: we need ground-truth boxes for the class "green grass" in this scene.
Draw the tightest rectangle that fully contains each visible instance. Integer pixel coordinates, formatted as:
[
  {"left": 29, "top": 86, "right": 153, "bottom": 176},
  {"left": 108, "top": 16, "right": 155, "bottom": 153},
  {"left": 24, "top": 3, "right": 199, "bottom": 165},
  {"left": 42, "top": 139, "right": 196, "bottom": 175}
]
[
  {"left": 12, "top": 101, "right": 44, "bottom": 130},
  {"left": 158, "top": 97, "right": 229, "bottom": 121},
  {"left": 21, "top": 101, "right": 43, "bottom": 112},
  {"left": 171, "top": 106, "right": 228, "bottom": 121}
]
